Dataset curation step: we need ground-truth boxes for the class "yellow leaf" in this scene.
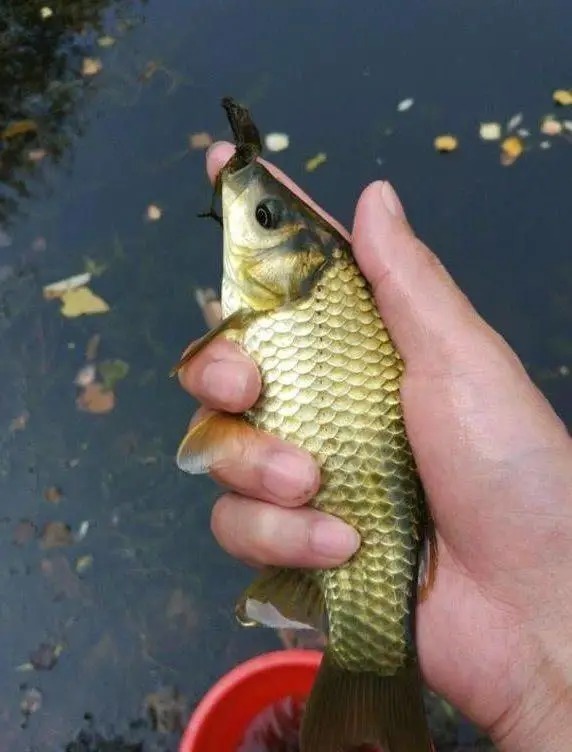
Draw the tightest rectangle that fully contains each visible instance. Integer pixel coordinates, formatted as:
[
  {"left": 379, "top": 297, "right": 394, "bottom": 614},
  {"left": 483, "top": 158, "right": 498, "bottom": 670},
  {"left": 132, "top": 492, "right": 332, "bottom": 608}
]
[
  {"left": 1, "top": 120, "right": 38, "bottom": 140},
  {"left": 40, "top": 6, "right": 53, "bottom": 19},
  {"left": 434, "top": 134, "right": 458, "bottom": 152},
  {"left": 82, "top": 57, "right": 103, "bottom": 76},
  {"left": 305, "top": 152, "right": 327, "bottom": 172},
  {"left": 97, "top": 35, "right": 116, "bottom": 48},
  {"left": 189, "top": 132, "right": 213, "bottom": 149},
  {"left": 479, "top": 122, "right": 501, "bottom": 141},
  {"left": 540, "top": 116, "right": 562, "bottom": 135},
  {"left": 553, "top": 89, "right": 572, "bottom": 106},
  {"left": 500, "top": 136, "right": 523, "bottom": 166},
  {"left": 60, "top": 287, "right": 110, "bottom": 317},
  {"left": 43, "top": 272, "right": 92, "bottom": 300},
  {"left": 146, "top": 204, "right": 162, "bottom": 221}
]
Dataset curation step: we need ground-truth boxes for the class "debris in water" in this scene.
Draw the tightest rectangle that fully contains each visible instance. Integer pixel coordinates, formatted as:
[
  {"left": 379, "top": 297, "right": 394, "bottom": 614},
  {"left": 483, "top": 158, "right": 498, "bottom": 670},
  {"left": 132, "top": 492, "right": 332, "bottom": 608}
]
[
  {"left": 500, "top": 136, "right": 524, "bottom": 166},
  {"left": 40, "top": 521, "right": 73, "bottom": 549},
  {"left": 13, "top": 520, "right": 37, "bottom": 546},
  {"left": 29, "top": 642, "right": 63, "bottom": 671},
  {"left": 59, "top": 287, "right": 110, "bottom": 317},
  {"left": 39, "top": 7, "right": 53, "bottom": 19},
  {"left": 553, "top": 89, "right": 572, "bottom": 106},
  {"left": 76, "top": 555, "right": 94, "bottom": 574},
  {"left": 74, "top": 364, "right": 96, "bottom": 387},
  {"left": 10, "top": 411, "right": 29, "bottom": 432},
  {"left": 43, "top": 272, "right": 92, "bottom": 300},
  {"left": 189, "top": 132, "right": 213, "bottom": 149},
  {"left": 397, "top": 97, "right": 414, "bottom": 112},
  {"left": 44, "top": 485, "right": 63, "bottom": 504},
  {"left": 97, "top": 35, "right": 116, "bottom": 48},
  {"left": 479, "top": 122, "right": 501, "bottom": 141},
  {"left": 144, "top": 687, "right": 187, "bottom": 734},
  {"left": 540, "top": 116, "right": 563, "bottom": 135},
  {"left": 1, "top": 120, "right": 38, "bottom": 140},
  {"left": 85, "top": 334, "right": 101, "bottom": 361},
  {"left": 76, "top": 383, "right": 115, "bottom": 414},
  {"left": 434, "top": 134, "right": 458, "bottom": 152},
  {"left": 82, "top": 57, "right": 103, "bottom": 76},
  {"left": 75, "top": 520, "right": 90, "bottom": 542},
  {"left": 27, "top": 148, "right": 48, "bottom": 162},
  {"left": 265, "top": 132, "right": 290, "bottom": 152},
  {"left": 305, "top": 152, "right": 327, "bottom": 172},
  {"left": 506, "top": 113, "right": 523, "bottom": 131},
  {"left": 98, "top": 359, "right": 129, "bottom": 391},
  {"left": 145, "top": 204, "right": 162, "bottom": 221},
  {"left": 41, "top": 556, "right": 82, "bottom": 599},
  {"left": 20, "top": 687, "right": 43, "bottom": 716}
]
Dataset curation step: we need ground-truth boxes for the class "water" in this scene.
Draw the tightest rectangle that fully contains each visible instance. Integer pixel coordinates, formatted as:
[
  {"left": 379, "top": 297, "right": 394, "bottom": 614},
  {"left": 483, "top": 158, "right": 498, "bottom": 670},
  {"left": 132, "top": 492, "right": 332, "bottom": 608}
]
[{"left": 0, "top": 1, "right": 570, "bottom": 750}]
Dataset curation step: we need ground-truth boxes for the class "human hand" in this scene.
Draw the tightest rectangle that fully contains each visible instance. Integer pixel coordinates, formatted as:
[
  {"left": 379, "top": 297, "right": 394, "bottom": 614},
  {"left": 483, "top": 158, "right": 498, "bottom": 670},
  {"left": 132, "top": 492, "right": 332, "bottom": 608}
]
[{"left": 179, "top": 142, "right": 572, "bottom": 751}]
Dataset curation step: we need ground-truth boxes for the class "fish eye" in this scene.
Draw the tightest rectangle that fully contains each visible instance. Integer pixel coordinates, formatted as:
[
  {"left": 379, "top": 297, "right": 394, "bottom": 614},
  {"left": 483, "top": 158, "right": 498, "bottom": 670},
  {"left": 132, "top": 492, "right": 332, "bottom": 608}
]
[{"left": 255, "top": 199, "right": 282, "bottom": 230}]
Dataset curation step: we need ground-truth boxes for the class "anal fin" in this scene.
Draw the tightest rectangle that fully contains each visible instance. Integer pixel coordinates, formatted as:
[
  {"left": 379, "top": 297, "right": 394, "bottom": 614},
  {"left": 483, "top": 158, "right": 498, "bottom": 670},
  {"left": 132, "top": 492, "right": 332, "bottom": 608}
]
[{"left": 236, "top": 566, "right": 325, "bottom": 632}]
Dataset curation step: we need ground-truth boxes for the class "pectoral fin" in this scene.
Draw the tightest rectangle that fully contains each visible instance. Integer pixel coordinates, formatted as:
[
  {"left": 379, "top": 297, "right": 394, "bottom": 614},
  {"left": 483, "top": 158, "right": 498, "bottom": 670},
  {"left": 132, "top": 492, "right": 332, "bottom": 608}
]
[
  {"left": 176, "top": 412, "right": 253, "bottom": 475},
  {"left": 169, "top": 309, "right": 254, "bottom": 377},
  {"left": 236, "top": 567, "right": 325, "bottom": 632}
]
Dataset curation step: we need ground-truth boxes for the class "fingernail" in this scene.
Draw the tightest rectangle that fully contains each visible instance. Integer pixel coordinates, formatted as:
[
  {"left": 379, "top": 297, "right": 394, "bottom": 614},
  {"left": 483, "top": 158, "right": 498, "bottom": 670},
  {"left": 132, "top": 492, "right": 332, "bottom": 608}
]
[
  {"left": 201, "top": 360, "right": 252, "bottom": 404},
  {"left": 381, "top": 181, "right": 406, "bottom": 219},
  {"left": 309, "top": 518, "right": 361, "bottom": 559},
  {"left": 262, "top": 450, "right": 318, "bottom": 502}
]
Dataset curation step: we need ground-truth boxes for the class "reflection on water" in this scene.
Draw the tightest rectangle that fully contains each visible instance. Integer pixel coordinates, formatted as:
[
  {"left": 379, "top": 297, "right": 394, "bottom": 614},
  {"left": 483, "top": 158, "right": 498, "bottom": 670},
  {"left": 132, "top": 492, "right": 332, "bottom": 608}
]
[{"left": 0, "top": 0, "right": 570, "bottom": 750}]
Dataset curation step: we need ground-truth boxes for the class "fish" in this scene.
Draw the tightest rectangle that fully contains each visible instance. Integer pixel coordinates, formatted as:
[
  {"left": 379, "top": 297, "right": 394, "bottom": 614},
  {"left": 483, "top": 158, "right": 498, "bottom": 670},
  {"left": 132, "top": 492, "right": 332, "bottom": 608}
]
[{"left": 171, "top": 97, "right": 437, "bottom": 752}]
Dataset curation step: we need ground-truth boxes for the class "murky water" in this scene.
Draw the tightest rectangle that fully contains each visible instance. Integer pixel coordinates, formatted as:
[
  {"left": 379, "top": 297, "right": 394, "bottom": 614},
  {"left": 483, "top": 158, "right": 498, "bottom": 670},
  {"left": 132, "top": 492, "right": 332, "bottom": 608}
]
[{"left": 0, "top": 1, "right": 570, "bottom": 750}]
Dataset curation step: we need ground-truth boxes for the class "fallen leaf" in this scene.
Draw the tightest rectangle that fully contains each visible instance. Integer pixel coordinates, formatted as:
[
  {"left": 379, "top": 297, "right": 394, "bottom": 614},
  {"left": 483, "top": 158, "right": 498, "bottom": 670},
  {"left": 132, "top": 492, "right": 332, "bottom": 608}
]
[
  {"left": 29, "top": 642, "right": 63, "bottom": 671},
  {"left": 506, "top": 113, "right": 523, "bottom": 131},
  {"left": 0, "top": 227, "right": 12, "bottom": 247},
  {"left": 479, "top": 122, "right": 501, "bottom": 141},
  {"left": 189, "top": 131, "right": 213, "bottom": 149},
  {"left": 397, "top": 98, "right": 414, "bottom": 112},
  {"left": 146, "top": 204, "right": 162, "bottom": 221},
  {"left": 41, "top": 556, "right": 81, "bottom": 598},
  {"left": 40, "top": 521, "right": 73, "bottom": 549},
  {"left": 60, "top": 286, "right": 110, "bottom": 317},
  {"left": 13, "top": 520, "right": 37, "bottom": 546},
  {"left": 27, "top": 148, "right": 48, "bottom": 162},
  {"left": 1, "top": 120, "right": 38, "bottom": 140},
  {"left": 563, "top": 120, "right": 572, "bottom": 133},
  {"left": 84, "top": 257, "right": 107, "bottom": 276},
  {"left": 553, "top": 89, "right": 572, "bottom": 106},
  {"left": 10, "top": 411, "right": 29, "bottom": 432},
  {"left": 43, "top": 272, "right": 92, "bottom": 300},
  {"left": 85, "top": 334, "right": 101, "bottom": 361},
  {"left": 540, "top": 116, "right": 562, "bottom": 135},
  {"left": 44, "top": 485, "right": 63, "bottom": 504},
  {"left": 74, "top": 364, "right": 96, "bottom": 387},
  {"left": 76, "top": 383, "right": 115, "bottom": 414},
  {"left": 539, "top": 140, "right": 552, "bottom": 150},
  {"left": 500, "top": 136, "right": 524, "bottom": 165},
  {"left": 20, "top": 687, "right": 43, "bottom": 716},
  {"left": 144, "top": 688, "right": 187, "bottom": 734},
  {"left": 75, "top": 520, "right": 90, "bottom": 542},
  {"left": 517, "top": 128, "right": 530, "bottom": 138},
  {"left": 39, "top": 7, "right": 53, "bottom": 19},
  {"left": 76, "top": 554, "right": 93, "bottom": 574},
  {"left": 264, "top": 132, "right": 290, "bottom": 152},
  {"left": 97, "top": 35, "right": 116, "bottom": 47},
  {"left": 434, "top": 134, "right": 458, "bottom": 152},
  {"left": 305, "top": 152, "right": 327, "bottom": 172},
  {"left": 98, "top": 359, "right": 129, "bottom": 390},
  {"left": 82, "top": 57, "right": 103, "bottom": 76}
]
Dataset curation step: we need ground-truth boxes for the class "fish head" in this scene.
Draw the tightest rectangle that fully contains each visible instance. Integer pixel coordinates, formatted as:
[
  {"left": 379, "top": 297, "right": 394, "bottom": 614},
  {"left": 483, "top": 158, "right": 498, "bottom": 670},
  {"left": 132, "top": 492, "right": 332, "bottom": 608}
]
[{"left": 217, "top": 99, "right": 346, "bottom": 316}]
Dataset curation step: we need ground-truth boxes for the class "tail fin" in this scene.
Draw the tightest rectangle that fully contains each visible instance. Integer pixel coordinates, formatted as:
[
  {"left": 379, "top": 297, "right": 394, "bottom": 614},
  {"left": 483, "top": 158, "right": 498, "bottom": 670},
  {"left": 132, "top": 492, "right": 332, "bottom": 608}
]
[{"left": 300, "top": 649, "right": 433, "bottom": 752}]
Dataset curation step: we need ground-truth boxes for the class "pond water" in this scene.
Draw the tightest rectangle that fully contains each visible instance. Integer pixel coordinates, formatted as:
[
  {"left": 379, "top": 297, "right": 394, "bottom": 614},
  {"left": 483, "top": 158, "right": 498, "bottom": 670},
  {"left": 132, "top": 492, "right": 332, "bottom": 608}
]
[{"left": 0, "top": 1, "right": 570, "bottom": 750}]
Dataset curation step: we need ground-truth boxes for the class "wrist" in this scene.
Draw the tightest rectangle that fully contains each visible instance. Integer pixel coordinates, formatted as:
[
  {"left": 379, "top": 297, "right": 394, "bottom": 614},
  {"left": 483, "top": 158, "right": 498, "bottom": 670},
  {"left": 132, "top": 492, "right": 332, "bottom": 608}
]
[{"left": 490, "top": 624, "right": 572, "bottom": 752}]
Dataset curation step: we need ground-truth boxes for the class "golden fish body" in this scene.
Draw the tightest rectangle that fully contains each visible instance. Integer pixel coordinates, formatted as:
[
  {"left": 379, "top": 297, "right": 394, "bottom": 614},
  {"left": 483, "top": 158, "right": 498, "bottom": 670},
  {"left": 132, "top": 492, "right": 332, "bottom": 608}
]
[{"left": 174, "top": 98, "right": 434, "bottom": 752}]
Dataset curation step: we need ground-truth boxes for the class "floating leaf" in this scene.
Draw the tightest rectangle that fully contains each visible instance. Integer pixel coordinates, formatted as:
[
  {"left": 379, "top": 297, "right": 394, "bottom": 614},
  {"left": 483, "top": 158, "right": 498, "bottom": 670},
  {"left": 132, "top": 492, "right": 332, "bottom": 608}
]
[
  {"left": 506, "top": 113, "right": 523, "bottom": 131},
  {"left": 397, "top": 98, "right": 414, "bottom": 112},
  {"left": 29, "top": 642, "right": 63, "bottom": 671},
  {"left": 1, "top": 120, "right": 38, "bottom": 140},
  {"left": 540, "top": 117, "right": 562, "bottom": 135},
  {"left": 84, "top": 257, "right": 107, "bottom": 276},
  {"left": 44, "top": 485, "right": 63, "bottom": 504},
  {"left": 76, "top": 554, "right": 93, "bottom": 574},
  {"left": 434, "top": 134, "right": 458, "bottom": 152},
  {"left": 98, "top": 359, "right": 129, "bottom": 390},
  {"left": 10, "top": 411, "right": 29, "bottom": 432},
  {"left": 146, "top": 204, "right": 162, "bottom": 221},
  {"left": 563, "top": 120, "right": 572, "bottom": 133},
  {"left": 60, "top": 287, "right": 110, "bottom": 317},
  {"left": 144, "top": 687, "right": 187, "bottom": 734},
  {"left": 479, "top": 122, "right": 501, "bottom": 141},
  {"left": 41, "top": 556, "right": 81, "bottom": 599},
  {"left": 76, "top": 383, "right": 115, "bottom": 414},
  {"left": 553, "top": 89, "right": 572, "bottom": 106},
  {"left": 539, "top": 140, "right": 551, "bottom": 150},
  {"left": 43, "top": 272, "right": 92, "bottom": 300},
  {"left": 20, "top": 687, "right": 43, "bottom": 715},
  {"left": 82, "top": 57, "right": 103, "bottom": 76},
  {"left": 39, "top": 7, "right": 53, "bottom": 19},
  {"left": 97, "top": 35, "right": 116, "bottom": 48},
  {"left": 500, "top": 136, "right": 524, "bottom": 165},
  {"left": 27, "top": 148, "right": 47, "bottom": 162},
  {"left": 264, "top": 132, "right": 290, "bottom": 152},
  {"left": 305, "top": 152, "right": 327, "bottom": 172},
  {"left": 85, "top": 334, "right": 101, "bottom": 361},
  {"left": 40, "top": 521, "right": 73, "bottom": 549},
  {"left": 75, "top": 520, "right": 90, "bottom": 542},
  {"left": 189, "top": 132, "right": 213, "bottom": 149}
]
